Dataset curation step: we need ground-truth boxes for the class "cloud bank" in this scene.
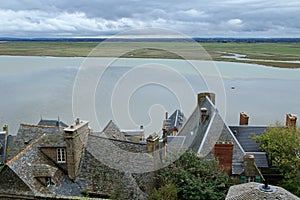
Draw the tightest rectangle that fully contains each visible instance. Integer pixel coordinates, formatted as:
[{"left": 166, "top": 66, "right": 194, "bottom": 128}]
[{"left": 0, "top": 0, "right": 299, "bottom": 37}]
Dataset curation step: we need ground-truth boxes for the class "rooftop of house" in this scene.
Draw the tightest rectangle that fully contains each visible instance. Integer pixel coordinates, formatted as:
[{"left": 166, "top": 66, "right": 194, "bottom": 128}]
[
  {"left": 229, "top": 126, "right": 269, "bottom": 168},
  {"left": 38, "top": 119, "right": 68, "bottom": 128},
  {"left": 226, "top": 182, "right": 299, "bottom": 200},
  {"left": 93, "top": 120, "right": 128, "bottom": 141},
  {"left": 0, "top": 119, "right": 150, "bottom": 199},
  {"left": 164, "top": 109, "right": 185, "bottom": 134},
  {"left": 176, "top": 95, "right": 245, "bottom": 175},
  {"left": 6, "top": 123, "right": 65, "bottom": 161}
]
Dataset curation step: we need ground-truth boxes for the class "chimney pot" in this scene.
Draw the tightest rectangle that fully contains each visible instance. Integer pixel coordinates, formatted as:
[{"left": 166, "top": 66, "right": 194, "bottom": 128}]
[
  {"left": 239, "top": 112, "right": 249, "bottom": 125},
  {"left": 286, "top": 114, "right": 297, "bottom": 129}
]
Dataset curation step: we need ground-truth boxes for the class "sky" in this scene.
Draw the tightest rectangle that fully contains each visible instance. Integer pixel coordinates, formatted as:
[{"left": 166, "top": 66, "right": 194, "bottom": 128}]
[{"left": 0, "top": 0, "right": 299, "bottom": 38}]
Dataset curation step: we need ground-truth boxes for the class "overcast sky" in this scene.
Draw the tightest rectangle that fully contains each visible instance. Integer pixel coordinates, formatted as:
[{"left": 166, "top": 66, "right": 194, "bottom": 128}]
[{"left": 0, "top": 0, "right": 299, "bottom": 38}]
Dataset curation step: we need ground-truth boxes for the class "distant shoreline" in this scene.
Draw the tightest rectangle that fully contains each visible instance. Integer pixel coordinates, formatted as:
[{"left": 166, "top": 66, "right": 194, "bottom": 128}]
[{"left": 0, "top": 40, "right": 299, "bottom": 68}]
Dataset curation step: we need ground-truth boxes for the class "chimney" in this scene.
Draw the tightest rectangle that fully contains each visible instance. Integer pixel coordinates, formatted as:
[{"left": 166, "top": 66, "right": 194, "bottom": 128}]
[
  {"left": 146, "top": 134, "right": 161, "bottom": 167},
  {"left": 146, "top": 134, "right": 160, "bottom": 153},
  {"left": 165, "top": 112, "right": 168, "bottom": 120},
  {"left": 197, "top": 92, "right": 215, "bottom": 106},
  {"left": 201, "top": 107, "right": 208, "bottom": 122},
  {"left": 244, "top": 154, "right": 260, "bottom": 177},
  {"left": 239, "top": 112, "right": 249, "bottom": 125},
  {"left": 3, "top": 124, "right": 9, "bottom": 136},
  {"left": 214, "top": 142, "right": 234, "bottom": 176},
  {"left": 286, "top": 114, "right": 297, "bottom": 129},
  {"left": 64, "top": 120, "right": 90, "bottom": 181}
]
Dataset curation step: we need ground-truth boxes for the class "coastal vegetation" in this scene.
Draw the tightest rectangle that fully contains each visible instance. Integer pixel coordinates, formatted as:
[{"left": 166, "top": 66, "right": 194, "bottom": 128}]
[
  {"left": 253, "top": 124, "right": 300, "bottom": 196},
  {"left": 0, "top": 41, "right": 299, "bottom": 68},
  {"left": 149, "top": 151, "right": 232, "bottom": 200}
]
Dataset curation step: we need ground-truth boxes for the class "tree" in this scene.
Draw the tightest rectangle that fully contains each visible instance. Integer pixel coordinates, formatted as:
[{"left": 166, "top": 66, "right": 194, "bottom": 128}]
[
  {"left": 149, "top": 150, "right": 232, "bottom": 200},
  {"left": 253, "top": 123, "right": 300, "bottom": 196}
]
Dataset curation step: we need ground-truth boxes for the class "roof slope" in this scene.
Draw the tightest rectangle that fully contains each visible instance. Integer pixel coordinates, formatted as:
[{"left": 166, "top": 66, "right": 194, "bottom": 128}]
[
  {"left": 3, "top": 134, "right": 81, "bottom": 197},
  {"left": 229, "top": 126, "right": 269, "bottom": 168},
  {"left": 38, "top": 119, "right": 68, "bottom": 128},
  {"left": 7, "top": 123, "right": 64, "bottom": 161},
  {"left": 165, "top": 109, "right": 185, "bottom": 134},
  {"left": 94, "top": 120, "right": 127, "bottom": 141},
  {"left": 177, "top": 96, "right": 245, "bottom": 174}
]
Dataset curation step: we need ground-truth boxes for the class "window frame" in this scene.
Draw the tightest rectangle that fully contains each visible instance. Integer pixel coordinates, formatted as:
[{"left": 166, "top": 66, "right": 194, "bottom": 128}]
[{"left": 56, "top": 148, "right": 66, "bottom": 163}]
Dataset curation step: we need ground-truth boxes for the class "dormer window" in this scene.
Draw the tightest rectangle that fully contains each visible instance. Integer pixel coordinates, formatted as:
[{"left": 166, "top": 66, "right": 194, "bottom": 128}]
[
  {"left": 57, "top": 148, "right": 66, "bottom": 163},
  {"left": 45, "top": 177, "right": 54, "bottom": 187}
]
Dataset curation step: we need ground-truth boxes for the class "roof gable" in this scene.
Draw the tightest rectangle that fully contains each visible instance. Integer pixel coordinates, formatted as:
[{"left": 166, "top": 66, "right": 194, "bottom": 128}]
[
  {"left": 38, "top": 119, "right": 68, "bottom": 128},
  {"left": 94, "top": 120, "right": 127, "bottom": 141}
]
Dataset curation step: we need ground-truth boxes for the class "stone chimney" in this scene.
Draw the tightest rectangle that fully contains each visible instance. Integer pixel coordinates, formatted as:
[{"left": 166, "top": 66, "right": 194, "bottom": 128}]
[
  {"left": 197, "top": 92, "right": 215, "bottom": 106},
  {"left": 214, "top": 142, "right": 234, "bottom": 176},
  {"left": 3, "top": 124, "right": 9, "bottom": 137},
  {"left": 146, "top": 134, "right": 160, "bottom": 153},
  {"left": 286, "top": 114, "right": 297, "bottom": 129},
  {"left": 239, "top": 112, "right": 249, "bottom": 125},
  {"left": 244, "top": 154, "right": 260, "bottom": 177},
  {"left": 64, "top": 119, "right": 90, "bottom": 181}
]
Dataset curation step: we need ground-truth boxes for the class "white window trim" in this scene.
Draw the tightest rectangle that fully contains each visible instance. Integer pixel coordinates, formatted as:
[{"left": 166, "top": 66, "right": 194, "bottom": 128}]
[{"left": 57, "top": 148, "right": 66, "bottom": 163}]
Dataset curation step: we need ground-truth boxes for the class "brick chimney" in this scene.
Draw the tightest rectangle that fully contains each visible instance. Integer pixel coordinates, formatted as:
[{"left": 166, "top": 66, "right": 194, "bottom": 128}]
[
  {"left": 64, "top": 119, "right": 90, "bottom": 181},
  {"left": 286, "top": 114, "right": 297, "bottom": 129},
  {"left": 214, "top": 142, "right": 234, "bottom": 176},
  {"left": 198, "top": 92, "right": 215, "bottom": 105},
  {"left": 239, "top": 112, "right": 249, "bottom": 125}
]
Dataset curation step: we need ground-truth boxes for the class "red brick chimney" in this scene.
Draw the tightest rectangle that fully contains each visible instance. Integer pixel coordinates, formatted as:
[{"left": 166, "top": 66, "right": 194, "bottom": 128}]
[
  {"left": 286, "top": 114, "right": 297, "bottom": 129},
  {"left": 239, "top": 112, "right": 249, "bottom": 125},
  {"left": 214, "top": 142, "right": 234, "bottom": 176}
]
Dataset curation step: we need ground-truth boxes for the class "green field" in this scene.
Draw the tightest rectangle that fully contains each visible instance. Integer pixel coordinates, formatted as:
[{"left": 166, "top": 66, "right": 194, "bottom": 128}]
[{"left": 0, "top": 41, "right": 299, "bottom": 68}]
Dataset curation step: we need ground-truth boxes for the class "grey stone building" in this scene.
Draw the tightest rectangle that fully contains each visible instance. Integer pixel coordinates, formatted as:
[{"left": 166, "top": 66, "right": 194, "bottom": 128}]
[{"left": 0, "top": 119, "right": 153, "bottom": 199}]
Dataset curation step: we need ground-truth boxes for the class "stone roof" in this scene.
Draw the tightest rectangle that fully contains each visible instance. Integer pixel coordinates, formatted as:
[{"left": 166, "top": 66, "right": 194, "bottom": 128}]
[
  {"left": 226, "top": 182, "right": 299, "bottom": 200},
  {"left": 6, "top": 123, "right": 64, "bottom": 161},
  {"left": 40, "top": 133, "right": 66, "bottom": 148},
  {"left": 2, "top": 134, "right": 81, "bottom": 197},
  {"left": 38, "top": 119, "right": 68, "bottom": 128},
  {"left": 177, "top": 96, "right": 245, "bottom": 175},
  {"left": 229, "top": 126, "right": 270, "bottom": 168},
  {"left": 85, "top": 135, "right": 152, "bottom": 173},
  {"left": 229, "top": 126, "right": 267, "bottom": 152},
  {"left": 164, "top": 109, "right": 185, "bottom": 134},
  {"left": 93, "top": 120, "right": 127, "bottom": 141}
]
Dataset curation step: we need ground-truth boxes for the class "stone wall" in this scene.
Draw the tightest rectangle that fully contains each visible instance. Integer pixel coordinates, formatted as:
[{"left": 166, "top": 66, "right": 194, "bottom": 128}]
[{"left": 40, "top": 147, "right": 67, "bottom": 172}]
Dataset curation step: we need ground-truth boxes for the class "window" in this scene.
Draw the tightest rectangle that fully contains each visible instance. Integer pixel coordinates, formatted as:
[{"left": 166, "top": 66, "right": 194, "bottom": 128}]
[
  {"left": 45, "top": 177, "right": 53, "bottom": 187},
  {"left": 57, "top": 148, "right": 66, "bottom": 163}
]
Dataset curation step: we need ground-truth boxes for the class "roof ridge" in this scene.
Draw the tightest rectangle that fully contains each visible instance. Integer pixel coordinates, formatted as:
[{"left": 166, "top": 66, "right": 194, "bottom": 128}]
[
  {"left": 89, "top": 134, "right": 145, "bottom": 145},
  {"left": 6, "top": 134, "right": 45, "bottom": 165},
  {"left": 20, "top": 123, "right": 56, "bottom": 129}
]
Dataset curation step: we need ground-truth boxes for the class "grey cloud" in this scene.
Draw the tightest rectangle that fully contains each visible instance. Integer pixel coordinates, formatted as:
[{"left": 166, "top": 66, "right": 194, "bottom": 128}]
[{"left": 0, "top": 0, "right": 299, "bottom": 37}]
